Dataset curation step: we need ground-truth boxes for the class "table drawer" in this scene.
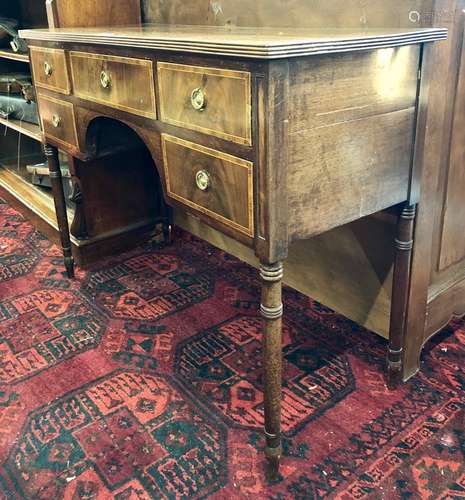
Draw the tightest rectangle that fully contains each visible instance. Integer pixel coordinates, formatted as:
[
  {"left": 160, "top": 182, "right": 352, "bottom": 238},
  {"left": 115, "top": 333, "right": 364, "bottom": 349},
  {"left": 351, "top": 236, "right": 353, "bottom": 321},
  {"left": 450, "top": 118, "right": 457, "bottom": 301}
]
[
  {"left": 69, "top": 51, "right": 157, "bottom": 118},
  {"left": 30, "top": 47, "right": 71, "bottom": 95},
  {"left": 158, "top": 62, "right": 252, "bottom": 146},
  {"left": 162, "top": 134, "right": 254, "bottom": 237},
  {"left": 38, "top": 94, "right": 78, "bottom": 150}
]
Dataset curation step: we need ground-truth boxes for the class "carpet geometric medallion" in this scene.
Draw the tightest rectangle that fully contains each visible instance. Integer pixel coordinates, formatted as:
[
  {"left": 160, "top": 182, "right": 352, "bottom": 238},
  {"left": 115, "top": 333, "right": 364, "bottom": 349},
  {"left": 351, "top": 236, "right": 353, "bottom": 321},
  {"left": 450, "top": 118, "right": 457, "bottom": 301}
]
[{"left": 0, "top": 198, "right": 464, "bottom": 499}]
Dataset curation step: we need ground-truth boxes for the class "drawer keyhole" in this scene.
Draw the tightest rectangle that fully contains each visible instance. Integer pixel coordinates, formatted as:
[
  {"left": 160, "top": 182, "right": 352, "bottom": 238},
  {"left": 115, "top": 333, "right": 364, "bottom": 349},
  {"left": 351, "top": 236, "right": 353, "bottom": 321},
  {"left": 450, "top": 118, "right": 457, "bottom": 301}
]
[{"left": 195, "top": 169, "right": 211, "bottom": 191}]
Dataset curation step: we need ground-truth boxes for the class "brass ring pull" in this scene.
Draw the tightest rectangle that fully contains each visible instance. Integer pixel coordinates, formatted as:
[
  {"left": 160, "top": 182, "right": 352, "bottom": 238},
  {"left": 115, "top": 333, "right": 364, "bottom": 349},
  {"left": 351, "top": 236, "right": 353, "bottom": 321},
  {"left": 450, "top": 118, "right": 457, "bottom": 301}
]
[
  {"left": 100, "top": 70, "right": 111, "bottom": 89},
  {"left": 51, "top": 114, "right": 61, "bottom": 128},
  {"left": 195, "top": 169, "right": 211, "bottom": 191},
  {"left": 191, "top": 87, "right": 206, "bottom": 111},
  {"left": 44, "top": 61, "right": 53, "bottom": 77}
]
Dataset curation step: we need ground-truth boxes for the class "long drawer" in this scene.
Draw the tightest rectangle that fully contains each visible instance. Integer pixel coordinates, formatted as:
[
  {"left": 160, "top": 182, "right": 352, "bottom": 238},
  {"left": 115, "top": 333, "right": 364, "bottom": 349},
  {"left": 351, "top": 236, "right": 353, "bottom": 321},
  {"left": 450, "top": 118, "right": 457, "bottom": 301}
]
[
  {"left": 37, "top": 94, "right": 79, "bottom": 151},
  {"left": 158, "top": 62, "right": 252, "bottom": 146},
  {"left": 162, "top": 134, "right": 254, "bottom": 237},
  {"left": 69, "top": 51, "right": 157, "bottom": 119},
  {"left": 30, "top": 47, "right": 71, "bottom": 95}
]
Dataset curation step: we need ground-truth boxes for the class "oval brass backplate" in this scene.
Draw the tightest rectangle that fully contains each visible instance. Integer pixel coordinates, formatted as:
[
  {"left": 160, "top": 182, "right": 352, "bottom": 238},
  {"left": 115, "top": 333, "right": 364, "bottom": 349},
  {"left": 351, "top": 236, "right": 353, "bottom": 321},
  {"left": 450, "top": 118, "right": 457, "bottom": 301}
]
[
  {"left": 191, "top": 87, "right": 206, "bottom": 111},
  {"left": 195, "top": 169, "right": 211, "bottom": 191}
]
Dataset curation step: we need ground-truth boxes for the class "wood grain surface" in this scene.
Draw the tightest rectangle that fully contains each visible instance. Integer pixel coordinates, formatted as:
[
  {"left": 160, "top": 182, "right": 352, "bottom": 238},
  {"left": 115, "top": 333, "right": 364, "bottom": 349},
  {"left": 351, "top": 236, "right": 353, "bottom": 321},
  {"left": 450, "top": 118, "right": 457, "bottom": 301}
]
[
  {"left": 30, "top": 47, "right": 71, "bottom": 95},
  {"left": 162, "top": 134, "right": 254, "bottom": 237},
  {"left": 70, "top": 52, "right": 157, "bottom": 119},
  {"left": 158, "top": 62, "right": 251, "bottom": 145},
  {"left": 38, "top": 94, "right": 79, "bottom": 151}
]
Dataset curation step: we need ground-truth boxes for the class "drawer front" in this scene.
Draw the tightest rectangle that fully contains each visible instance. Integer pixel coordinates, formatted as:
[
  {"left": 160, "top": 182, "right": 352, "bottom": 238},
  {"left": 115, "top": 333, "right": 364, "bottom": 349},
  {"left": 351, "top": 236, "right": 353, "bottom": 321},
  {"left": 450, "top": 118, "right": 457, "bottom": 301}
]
[
  {"left": 38, "top": 94, "right": 78, "bottom": 150},
  {"left": 30, "top": 47, "right": 71, "bottom": 95},
  {"left": 162, "top": 135, "right": 254, "bottom": 237},
  {"left": 70, "top": 51, "right": 157, "bottom": 118},
  {"left": 158, "top": 63, "right": 252, "bottom": 146}
]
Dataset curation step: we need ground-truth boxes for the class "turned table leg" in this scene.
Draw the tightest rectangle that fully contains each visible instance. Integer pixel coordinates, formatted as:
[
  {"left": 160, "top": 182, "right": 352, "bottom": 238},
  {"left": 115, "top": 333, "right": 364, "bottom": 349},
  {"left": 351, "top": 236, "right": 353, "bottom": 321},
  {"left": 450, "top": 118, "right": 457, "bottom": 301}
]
[
  {"left": 44, "top": 144, "right": 75, "bottom": 278},
  {"left": 387, "top": 204, "right": 417, "bottom": 389},
  {"left": 260, "top": 261, "right": 284, "bottom": 479}
]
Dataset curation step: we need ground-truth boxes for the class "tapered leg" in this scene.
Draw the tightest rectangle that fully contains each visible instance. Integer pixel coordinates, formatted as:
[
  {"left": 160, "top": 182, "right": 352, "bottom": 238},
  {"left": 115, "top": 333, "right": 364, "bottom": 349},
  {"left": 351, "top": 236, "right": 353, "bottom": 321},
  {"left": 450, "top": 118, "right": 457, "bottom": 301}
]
[
  {"left": 387, "top": 204, "right": 417, "bottom": 389},
  {"left": 44, "top": 145, "right": 75, "bottom": 278},
  {"left": 260, "top": 261, "right": 284, "bottom": 479}
]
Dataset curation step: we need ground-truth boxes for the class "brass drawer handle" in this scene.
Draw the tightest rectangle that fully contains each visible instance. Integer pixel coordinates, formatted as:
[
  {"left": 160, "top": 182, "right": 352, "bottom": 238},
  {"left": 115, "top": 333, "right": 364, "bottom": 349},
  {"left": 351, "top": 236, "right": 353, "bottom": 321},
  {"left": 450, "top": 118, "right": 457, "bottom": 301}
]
[
  {"left": 44, "top": 61, "right": 53, "bottom": 77},
  {"left": 191, "top": 87, "right": 206, "bottom": 111},
  {"left": 195, "top": 169, "right": 211, "bottom": 191},
  {"left": 51, "top": 114, "right": 61, "bottom": 128},
  {"left": 100, "top": 70, "right": 111, "bottom": 89}
]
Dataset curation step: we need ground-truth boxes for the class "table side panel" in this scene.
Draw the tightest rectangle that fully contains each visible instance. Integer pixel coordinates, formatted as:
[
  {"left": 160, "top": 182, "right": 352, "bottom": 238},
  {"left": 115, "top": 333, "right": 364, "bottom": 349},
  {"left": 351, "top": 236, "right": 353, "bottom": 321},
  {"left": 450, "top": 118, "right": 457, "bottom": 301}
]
[{"left": 287, "top": 47, "right": 421, "bottom": 240}]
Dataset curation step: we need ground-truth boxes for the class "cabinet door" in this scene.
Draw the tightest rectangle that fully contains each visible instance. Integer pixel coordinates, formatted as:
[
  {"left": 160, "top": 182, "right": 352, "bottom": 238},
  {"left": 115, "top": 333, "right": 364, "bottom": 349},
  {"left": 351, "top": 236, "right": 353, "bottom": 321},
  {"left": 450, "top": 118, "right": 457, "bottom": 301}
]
[
  {"left": 46, "top": 0, "right": 141, "bottom": 28},
  {"left": 439, "top": 28, "right": 465, "bottom": 270}
]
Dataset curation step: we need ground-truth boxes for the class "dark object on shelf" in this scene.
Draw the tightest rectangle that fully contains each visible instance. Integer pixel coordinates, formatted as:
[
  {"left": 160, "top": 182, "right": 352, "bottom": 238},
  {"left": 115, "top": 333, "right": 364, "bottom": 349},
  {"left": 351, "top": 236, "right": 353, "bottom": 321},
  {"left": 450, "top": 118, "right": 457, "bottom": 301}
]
[
  {"left": 0, "top": 18, "right": 28, "bottom": 53},
  {"left": 27, "top": 162, "right": 71, "bottom": 189},
  {"left": 21, "top": 83, "right": 35, "bottom": 103},
  {"left": 0, "top": 74, "right": 33, "bottom": 96},
  {"left": 0, "top": 94, "right": 39, "bottom": 124}
]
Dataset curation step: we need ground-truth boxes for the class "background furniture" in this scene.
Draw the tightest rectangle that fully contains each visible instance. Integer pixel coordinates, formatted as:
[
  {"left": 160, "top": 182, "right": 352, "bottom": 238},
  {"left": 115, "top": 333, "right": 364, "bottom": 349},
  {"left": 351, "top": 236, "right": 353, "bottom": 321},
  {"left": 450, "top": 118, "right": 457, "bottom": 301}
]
[
  {"left": 0, "top": 0, "right": 157, "bottom": 266},
  {"left": 0, "top": 0, "right": 49, "bottom": 238}
]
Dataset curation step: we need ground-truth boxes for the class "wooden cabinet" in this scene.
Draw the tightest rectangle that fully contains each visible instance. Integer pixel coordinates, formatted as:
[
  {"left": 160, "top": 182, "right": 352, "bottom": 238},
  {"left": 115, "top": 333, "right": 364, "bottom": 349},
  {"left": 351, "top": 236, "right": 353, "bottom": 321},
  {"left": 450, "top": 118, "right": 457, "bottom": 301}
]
[
  {"left": 4, "top": 0, "right": 465, "bottom": 389},
  {"left": 46, "top": 0, "right": 141, "bottom": 28}
]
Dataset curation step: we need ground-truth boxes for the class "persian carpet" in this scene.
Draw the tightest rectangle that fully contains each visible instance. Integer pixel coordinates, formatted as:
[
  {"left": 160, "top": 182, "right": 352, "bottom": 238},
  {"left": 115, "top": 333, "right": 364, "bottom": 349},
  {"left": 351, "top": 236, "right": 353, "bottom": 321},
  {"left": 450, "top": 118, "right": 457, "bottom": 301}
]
[{"left": 0, "top": 197, "right": 464, "bottom": 499}]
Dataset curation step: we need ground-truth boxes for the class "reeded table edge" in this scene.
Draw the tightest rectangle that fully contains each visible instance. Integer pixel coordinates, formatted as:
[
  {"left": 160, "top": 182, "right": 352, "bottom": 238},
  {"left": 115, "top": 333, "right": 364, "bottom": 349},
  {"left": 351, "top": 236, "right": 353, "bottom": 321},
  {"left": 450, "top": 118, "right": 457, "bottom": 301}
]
[{"left": 19, "top": 28, "right": 448, "bottom": 59}]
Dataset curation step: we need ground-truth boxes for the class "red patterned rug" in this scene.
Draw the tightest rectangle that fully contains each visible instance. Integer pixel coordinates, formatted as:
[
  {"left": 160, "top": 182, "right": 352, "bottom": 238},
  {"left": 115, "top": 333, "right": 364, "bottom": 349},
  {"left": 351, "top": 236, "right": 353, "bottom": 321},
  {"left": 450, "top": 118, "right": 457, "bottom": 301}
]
[{"left": 0, "top": 197, "right": 464, "bottom": 499}]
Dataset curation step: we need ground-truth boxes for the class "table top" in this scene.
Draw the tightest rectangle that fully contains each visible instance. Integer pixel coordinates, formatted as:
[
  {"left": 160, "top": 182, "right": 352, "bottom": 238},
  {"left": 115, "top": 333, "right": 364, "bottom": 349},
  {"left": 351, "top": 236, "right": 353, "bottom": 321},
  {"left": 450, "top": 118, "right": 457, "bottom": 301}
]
[{"left": 20, "top": 25, "right": 447, "bottom": 59}]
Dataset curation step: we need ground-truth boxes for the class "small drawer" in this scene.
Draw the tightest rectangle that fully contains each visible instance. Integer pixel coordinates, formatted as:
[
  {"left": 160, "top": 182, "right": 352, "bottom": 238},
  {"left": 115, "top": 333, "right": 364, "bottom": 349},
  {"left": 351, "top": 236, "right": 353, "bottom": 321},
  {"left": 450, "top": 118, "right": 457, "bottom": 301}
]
[
  {"left": 30, "top": 47, "right": 71, "bottom": 95},
  {"left": 162, "top": 134, "right": 254, "bottom": 237},
  {"left": 158, "top": 62, "right": 252, "bottom": 146},
  {"left": 38, "top": 94, "right": 79, "bottom": 151},
  {"left": 70, "top": 51, "right": 157, "bottom": 119}
]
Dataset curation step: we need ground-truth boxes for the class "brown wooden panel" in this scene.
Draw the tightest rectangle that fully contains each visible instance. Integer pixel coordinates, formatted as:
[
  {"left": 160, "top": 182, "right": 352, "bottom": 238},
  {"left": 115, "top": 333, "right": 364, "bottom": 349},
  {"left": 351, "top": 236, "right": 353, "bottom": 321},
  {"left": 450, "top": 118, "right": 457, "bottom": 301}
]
[
  {"left": 143, "top": 0, "right": 435, "bottom": 28},
  {"left": 74, "top": 149, "right": 158, "bottom": 238},
  {"left": 70, "top": 52, "right": 156, "bottom": 119},
  {"left": 289, "top": 47, "right": 421, "bottom": 132},
  {"left": 47, "top": 0, "right": 141, "bottom": 28},
  {"left": 288, "top": 108, "right": 416, "bottom": 240},
  {"left": 438, "top": 29, "right": 465, "bottom": 270},
  {"left": 162, "top": 134, "right": 254, "bottom": 237},
  {"left": 157, "top": 62, "right": 251, "bottom": 145},
  {"left": 286, "top": 48, "right": 420, "bottom": 240},
  {"left": 30, "top": 47, "right": 71, "bottom": 95},
  {"left": 38, "top": 94, "right": 79, "bottom": 150}
]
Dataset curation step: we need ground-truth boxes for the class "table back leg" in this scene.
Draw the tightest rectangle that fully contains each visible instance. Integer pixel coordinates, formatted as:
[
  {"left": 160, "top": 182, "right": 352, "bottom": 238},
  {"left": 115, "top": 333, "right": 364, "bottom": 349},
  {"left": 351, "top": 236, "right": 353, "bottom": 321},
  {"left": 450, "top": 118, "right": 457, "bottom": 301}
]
[{"left": 387, "top": 204, "right": 417, "bottom": 388}]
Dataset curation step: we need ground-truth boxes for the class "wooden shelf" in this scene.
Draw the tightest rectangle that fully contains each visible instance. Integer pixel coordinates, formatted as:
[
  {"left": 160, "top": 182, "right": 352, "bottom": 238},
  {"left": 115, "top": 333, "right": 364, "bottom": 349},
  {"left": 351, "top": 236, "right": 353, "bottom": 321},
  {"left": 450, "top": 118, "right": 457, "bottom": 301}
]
[
  {"left": 0, "top": 116, "right": 43, "bottom": 142},
  {"left": 0, "top": 49, "right": 29, "bottom": 63},
  {"left": 0, "top": 165, "right": 74, "bottom": 229},
  {"left": 0, "top": 166, "right": 58, "bottom": 229}
]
